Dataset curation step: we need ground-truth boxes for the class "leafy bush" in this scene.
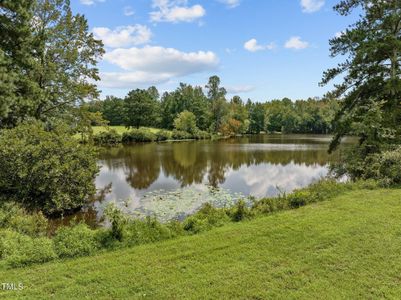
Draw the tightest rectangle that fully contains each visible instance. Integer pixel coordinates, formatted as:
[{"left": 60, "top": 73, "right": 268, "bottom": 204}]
[
  {"left": 173, "top": 111, "right": 198, "bottom": 134},
  {"left": 122, "top": 128, "right": 156, "bottom": 143},
  {"left": 104, "top": 203, "right": 127, "bottom": 242},
  {"left": 193, "top": 130, "right": 211, "bottom": 140},
  {"left": 376, "top": 148, "right": 401, "bottom": 186},
  {"left": 122, "top": 217, "right": 172, "bottom": 246},
  {"left": 53, "top": 223, "right": 99, "bottom": 258},
  {"left": 227, "top": 200, "right": 254, "bottom": 222},
  {"left": 0, "top": 230, "right": 56, "bottom": 267},
  {"left": 183, "top": 203, "right": 229, "bottom": 233},
  {"left": 0, "top": 202, "right": 48, "bottom": 237},
  {"left": 331, "top": 147, "right": 401, "bottom": 187},
  {"left": 172, "top": 130, "right": 193, "bottom": 140},
  {"left": 155, "top": 129, "right": 172, "bottom": 141},
  {"left": 93, "top": 129, "right": 122, "bottom": 145},
  {"left": 0, "top": 122, "right": 99, "bottom": 214}
]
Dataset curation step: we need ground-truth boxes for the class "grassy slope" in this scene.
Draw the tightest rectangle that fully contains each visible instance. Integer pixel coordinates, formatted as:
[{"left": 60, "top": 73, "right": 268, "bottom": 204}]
[{"left": 2, "top": 189, "right": 401, "bottom": 299}]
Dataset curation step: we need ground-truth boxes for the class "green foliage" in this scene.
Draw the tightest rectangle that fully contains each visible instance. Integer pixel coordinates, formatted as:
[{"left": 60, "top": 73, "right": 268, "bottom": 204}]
[
  {"left": 171, "top": 130, "right": 193, "bottom": 140},
  {"left": 0, "top": 0, "right": 104, "bottom": 128},
  {"left": 193, "top": 130, "right": 211, "bottom": 140},
  {"left": 161, "top": 83, "right": 210, "bottom": 130},
  {"left": 122, "top": 128, "right": 157, "bottom": 143},
  {"left": 0, "top": 230, "right": 56, "bottom": 268},
  {"left": 183, "top": 203, "right": 230, "bottom": 234},
  {"left": 227, "top": 200, "right": 254, "bottom": 222},
  {"left": 101, "top": 96, "right": 125, "bottom": 126},
  {"left": 53, "top": 224, "right": 99, "bottom": 258},
  {"left": 124, "top": 88, "right": 160, "bottom": 129},
  {"left": 0, "top": 202, "right": 47, "bottom": 237},
  {"left": 173, "top": 110, "right": 198, "bottom": 134},
  {"left": 0, "top": 122, "right": 99, "bottom": 214},
  {"left": 93, "top": 129, "right": 122, "bottom": 145},
  {"left": 332, "top": 147, "right": 401, "bottom": 186},
  {"left": 104, "top": 203, "right": 127, "bottom": 242},
  {"left": 321, "top": 0, "right": 401, "bottom": 153},
  {"left": 122, "top": 217, "right": 173, "bottom": 246},
  {"left": 155, "top": 129, "right": 172, "bottom": 141}
]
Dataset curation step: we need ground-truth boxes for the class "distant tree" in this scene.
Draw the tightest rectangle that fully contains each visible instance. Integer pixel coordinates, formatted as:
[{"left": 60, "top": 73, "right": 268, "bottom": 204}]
[
  {"left": 206, "top": 76, "right": 228, "bottom": 132},
  {"left": 102, "top": 96, "right": 124, "bottom": 126},
  {"left": 321, "top": 0, "right": 401, "bottom": 153},
  {"left": 173, "top": 111, "right": 198, "bottom": 134},
  {"left": 161, "top": 83, "right": 209, "bottom": 130},
  {"left": 124, "top": 89, "right": 160, "bottom": 129},
  {"left": 248, "top": 101, "right": 266, "bottom": 134}
]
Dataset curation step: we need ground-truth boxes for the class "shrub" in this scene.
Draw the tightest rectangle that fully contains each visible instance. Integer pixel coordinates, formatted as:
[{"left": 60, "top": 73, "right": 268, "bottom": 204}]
[
  {"left": 0, "top": 230, "right": 56, "bottom": 267},
  {"left": 104, "top": 203, "right": 127, "bottom": 242},
  {"left": 53, "top": 223, "right": 99, "bottom": 258},
  {"left": 287, "top": 190, "right": 311, "bottom": 208},
  {"left": 193, "top": 130, "right": 211, "bottom": 140},
  {"left": 183, "top": 203, "right": 229, "bottom": 233},
  {"left": 122, "top": 128, "right": 156, "bottom": 143},
  {"left": 122, "top": 217, "right": 172, "bottom": 246},
  {"left": 219, "top": 118, "right": 243, "bottom": 137},
  {"left": 173, "top": 111, "right": 198, "bottom": 134},
  {"left": 155, "top": 129, "right": 172, "bottom": 141},
  {"left": 0, "top": 202, "right": 48, "bottom": 237},
  {"left": 0, "top": 122, "right": 99, "bottom": 214},
  {"left": 228, "top": 200, "right": 254, "bottom": 222},
  {"left": 172, "top": 130, "right": 193, "bottom": 140},
  {"left": 93, "top": 129, "right": 122, "bottom": 145},
  {"left": 377, "top": 148, "right": 401, "bottom": 186}
]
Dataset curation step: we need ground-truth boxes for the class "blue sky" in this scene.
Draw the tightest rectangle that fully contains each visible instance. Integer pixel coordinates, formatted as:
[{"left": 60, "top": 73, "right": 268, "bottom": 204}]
[{"left": 71, "top": 0, "right": 358, "bottom": 101}]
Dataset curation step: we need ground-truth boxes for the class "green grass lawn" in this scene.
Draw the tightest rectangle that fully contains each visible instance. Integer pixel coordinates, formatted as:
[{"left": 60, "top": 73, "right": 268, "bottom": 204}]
[
  {"left": 92, "top": 126, "right": 164, "bottom": 135},
  {"left": 2, "top": 188, "right": 401, "bottom": 299}
]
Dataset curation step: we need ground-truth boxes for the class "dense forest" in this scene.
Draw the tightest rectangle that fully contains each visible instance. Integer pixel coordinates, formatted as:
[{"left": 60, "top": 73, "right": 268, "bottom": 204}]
[{"left": 86, "top": 78, "right": 339, "bottom": 136}]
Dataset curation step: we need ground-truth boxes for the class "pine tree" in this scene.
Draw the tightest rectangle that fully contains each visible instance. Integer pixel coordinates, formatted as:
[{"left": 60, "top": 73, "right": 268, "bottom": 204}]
[{"left": 321, "top": 0, "right": 401, "bottom": 153}]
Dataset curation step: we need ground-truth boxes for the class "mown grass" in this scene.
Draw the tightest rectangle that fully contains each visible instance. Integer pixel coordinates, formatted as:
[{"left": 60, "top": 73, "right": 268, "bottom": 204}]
[
  {"left": 1, "top": 188, "right": 401, "bottom": 299},
  {"left": 92, "top": 126, "right": 164, "bottom": 135}
]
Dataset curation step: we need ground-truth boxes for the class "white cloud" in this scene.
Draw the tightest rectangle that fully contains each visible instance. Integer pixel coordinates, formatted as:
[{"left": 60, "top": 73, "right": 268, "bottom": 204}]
[
  {"left": 101, "top": 46, "right": 219, "bottom": 88},
  {"left": 100, "top": 72, "right": 172, "bottom": 88},
  {"left": 93, "top": 25, "right": 152, "bottom": 48},
  {"left": 244, "top": 39, "right": 275, "bottom": 52},
  {"left": 124, "top": 6, "right": 135, "bottom": 16},
  {"left": 150, "top": 0, "right": 205, "bottom": 23},
  {"left": 284, "top": 36, "right": 309, "bottom": 50},
  {"left": 226, "top": 85, "right": 254, "bottom": 94},
  {"left": 300, "top": 0, "right": 325, "bottom": 13},
  {"left": 80, "top": 0, "right": 105, "bottom": 5},
  {"left": 218, "top": 0, "right": 241, "bottom": 8}
]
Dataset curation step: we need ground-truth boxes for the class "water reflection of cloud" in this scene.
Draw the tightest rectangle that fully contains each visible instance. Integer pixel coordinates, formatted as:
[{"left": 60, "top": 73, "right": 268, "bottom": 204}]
[{"left": 222, "top": 162, "right": 328, "bottom": 198}]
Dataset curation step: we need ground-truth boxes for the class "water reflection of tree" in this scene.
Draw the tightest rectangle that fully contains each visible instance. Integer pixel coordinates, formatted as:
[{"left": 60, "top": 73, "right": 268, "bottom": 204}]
[
  {"left": 161, "top": 142, "right": 207, "bottom": 187},
  {"left": 99, "top": 138, "right": 337, "bottom": 190},
  {"left": 99, "top": 144, "right": 161, "bottom": 190}
]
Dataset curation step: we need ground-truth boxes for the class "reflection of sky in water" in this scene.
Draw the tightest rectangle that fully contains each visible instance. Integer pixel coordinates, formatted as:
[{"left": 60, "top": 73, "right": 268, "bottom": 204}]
[
  {"left": 221, "top": 162, "right": 327, "bottom": 198},
  {"left": 96, "top": 161, "right": 328, "bottom": 202},
  {"left": 90, "top": 135, "right": 337, "bottom": 221}
]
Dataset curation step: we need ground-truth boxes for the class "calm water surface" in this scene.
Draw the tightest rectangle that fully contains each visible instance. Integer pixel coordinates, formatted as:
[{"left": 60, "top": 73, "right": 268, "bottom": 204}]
[{"left": 52, "top": 134, "right": 341, "bottom": 227}]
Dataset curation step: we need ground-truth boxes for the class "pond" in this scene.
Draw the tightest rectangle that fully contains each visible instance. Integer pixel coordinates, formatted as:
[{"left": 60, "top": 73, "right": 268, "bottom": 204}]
[{"left": 52, "top": 134, "right": 343, "bottom": 227}]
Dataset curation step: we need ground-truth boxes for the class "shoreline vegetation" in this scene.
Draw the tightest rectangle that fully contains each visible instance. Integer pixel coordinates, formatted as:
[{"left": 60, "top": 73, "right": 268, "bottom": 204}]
[
  {"left": 90, "top": 126, "right": 259, "bottom": 146},
  {"left": 2, "top": 187, "right": 401, "bottom": 298},
  {"left": 0, "top": 179, "right": 379, "bottom": 269}
]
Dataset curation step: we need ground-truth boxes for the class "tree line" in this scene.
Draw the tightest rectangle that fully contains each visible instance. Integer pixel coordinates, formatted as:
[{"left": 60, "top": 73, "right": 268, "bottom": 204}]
[{"left": 87, "top": 76, "right": 340, "bottom": 136}]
